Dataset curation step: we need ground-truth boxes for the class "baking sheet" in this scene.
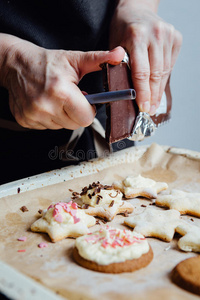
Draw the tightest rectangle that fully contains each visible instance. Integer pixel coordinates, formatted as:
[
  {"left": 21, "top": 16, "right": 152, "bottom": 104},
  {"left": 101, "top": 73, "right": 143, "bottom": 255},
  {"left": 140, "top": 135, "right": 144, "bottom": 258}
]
[{"left": 1, "top": 143, "right": 200, "bottom": 300}]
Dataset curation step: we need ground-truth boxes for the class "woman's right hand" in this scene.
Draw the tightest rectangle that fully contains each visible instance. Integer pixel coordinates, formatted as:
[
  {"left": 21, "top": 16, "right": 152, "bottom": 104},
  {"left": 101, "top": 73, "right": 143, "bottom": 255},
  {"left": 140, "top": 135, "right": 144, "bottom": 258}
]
[{"left": 1, "top": 34, "right": 125, "bottom": 130}]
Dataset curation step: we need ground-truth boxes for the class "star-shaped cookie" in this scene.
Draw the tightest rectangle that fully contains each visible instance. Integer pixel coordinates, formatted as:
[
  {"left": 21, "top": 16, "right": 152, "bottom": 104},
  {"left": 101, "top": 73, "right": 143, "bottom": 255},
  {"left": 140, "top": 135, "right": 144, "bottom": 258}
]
[
  {"left": 156, "top": 189, "right": 200, "bottom": 217},
  {"left": 113, "top": 175, "right": 168, "bottom": 199},
  {"left": 124, "top": 207, "right": 181, "bottom": 242},
  {"left": 176, "top": 220, "right": 200, "bottom": 252},
  {"left": 31, "top": 201, "right": 96, "bottom": 242},
  {"left": 71, "top": 182, "right": 134, "bottom": 221}
]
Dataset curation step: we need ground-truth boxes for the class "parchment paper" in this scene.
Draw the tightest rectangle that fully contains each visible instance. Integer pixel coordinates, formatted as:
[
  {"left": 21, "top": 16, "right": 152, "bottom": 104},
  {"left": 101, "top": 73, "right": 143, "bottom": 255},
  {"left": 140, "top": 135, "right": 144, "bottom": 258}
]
[{"left": 1, "top": 143, "right": 200, "bottom": 300}]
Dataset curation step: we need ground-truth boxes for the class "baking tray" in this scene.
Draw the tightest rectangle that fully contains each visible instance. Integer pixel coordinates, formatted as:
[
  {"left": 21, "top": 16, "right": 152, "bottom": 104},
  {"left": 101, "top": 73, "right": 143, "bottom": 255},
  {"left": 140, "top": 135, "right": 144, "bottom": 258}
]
[{"left": 1, "top": 143, "right": 200, "bottom": 300}]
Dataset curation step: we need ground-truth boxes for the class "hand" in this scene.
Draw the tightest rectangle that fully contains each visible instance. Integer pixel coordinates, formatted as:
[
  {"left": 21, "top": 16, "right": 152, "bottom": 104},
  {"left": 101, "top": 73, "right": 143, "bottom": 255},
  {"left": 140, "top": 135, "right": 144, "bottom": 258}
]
[
  {"left": 110, "top": 3, "right": 182, "bottom": 115},
  {"left": 3, "top": 38, "right": 125, "bottom": 129}
]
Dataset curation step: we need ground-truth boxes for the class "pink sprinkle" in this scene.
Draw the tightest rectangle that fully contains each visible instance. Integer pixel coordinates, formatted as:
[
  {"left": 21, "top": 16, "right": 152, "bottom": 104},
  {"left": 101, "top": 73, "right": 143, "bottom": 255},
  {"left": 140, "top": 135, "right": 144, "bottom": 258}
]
[
  {"left": 38, "top": 242, "right": 48, "bottom": 248},
  {"left": 48, "top": 204, "right": 54, "bottom": 210},
  {"left": 17, "top": 236, "right": 27, "bottom": 242},
  {"left": 54, "top": 214, "right": 63, "bottom": 223},
  {"left": 71, "top": 202, "right": 78, "bottom": 209},
  {"left": 73, "top": 216, "right": 80, "bottom": 224},
  {"left": 18, "top": 249, "right": 26, "bottom": 252}
]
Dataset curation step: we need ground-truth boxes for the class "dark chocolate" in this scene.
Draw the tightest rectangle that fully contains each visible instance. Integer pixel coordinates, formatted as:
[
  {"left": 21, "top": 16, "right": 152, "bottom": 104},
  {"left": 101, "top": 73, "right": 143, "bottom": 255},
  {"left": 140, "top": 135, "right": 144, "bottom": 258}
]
[{"left": 102, "top": 63, "right": 138, "bottom": 144}]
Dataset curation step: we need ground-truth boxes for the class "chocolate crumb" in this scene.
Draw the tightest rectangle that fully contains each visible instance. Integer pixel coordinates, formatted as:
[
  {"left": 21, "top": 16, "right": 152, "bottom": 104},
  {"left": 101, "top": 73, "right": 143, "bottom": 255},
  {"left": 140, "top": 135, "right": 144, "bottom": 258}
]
[
  {"left": 17, "top": 187, "right": 20, "bottom": 193},
  {"left": 109, "top": 200, "right": 115, "bottom": 207},
  {"left": 96, "top": 196, "right": 101, "bottom": 205},
  {"left": 149, "top": 202, "right": 156, "bottom": 206},
  {"left": 88, "top": 194, "right": 92, "bottom": 199},
  {"left": 72, "top": 192, "right": 79, "bottom": 197},
  {"left": 141, "top": 204, "right": 147, "bottom": 207},
  {"left": 68, "top": 189, "right": 73, "bottom": 192},
  {"left": 122, "top": 210, "right": 129, "bottom": 217},
  {"left": 38, "top": 209, "right": 43, "bottom": 214},
  {"left": 84, "top": 204, "right": 89, "bottom": 209},
  {"left": 190, "top": 218, "right": 194, "bottom": 222},
  {"left": 101, "top": 219, "right": 108, "bottom": 224},
  {"left": 20, "top": 206, "right": 28, "bottom": 212}
]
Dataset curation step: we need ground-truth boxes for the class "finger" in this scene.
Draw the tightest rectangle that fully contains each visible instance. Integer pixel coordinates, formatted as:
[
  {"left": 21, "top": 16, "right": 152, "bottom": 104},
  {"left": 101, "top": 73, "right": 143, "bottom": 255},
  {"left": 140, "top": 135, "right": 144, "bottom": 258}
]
[
  {"left": 77, "top": 46, "right": 126, "bottom": 77},
  {"left": 171, "top": 30, "right": 183, "bottom": 68},
  {"left": 158, "top": 41, "right": 172, "bottom": 101},
  {"left": 63, "top": 83, "right": 96, "bottom": 127},
  {"left": 148, "top": 43, "right": 164, "bottom": 115},
  {"left": 129, "top": 45, "right": 151, "bottom": 113}
]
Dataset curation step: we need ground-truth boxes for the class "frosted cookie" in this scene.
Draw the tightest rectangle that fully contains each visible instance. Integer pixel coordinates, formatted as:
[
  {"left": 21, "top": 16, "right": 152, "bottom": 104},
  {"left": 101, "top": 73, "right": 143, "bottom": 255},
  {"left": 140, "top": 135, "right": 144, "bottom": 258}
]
[
  {"left": 73, "top": 226, "right": 153, "bottom": 273},
  {"left": 72, "top": 182, "right": 134, "bottom": 221},
  {"left": 124, "top": 207, "right": 181, "bottom": 242},
  {"left": 156, "top": 189, "right": 200, "bottom": 217},
  {"left": 175, "top": 220, "right": 200, "bottom": 252},
  {"left": 113, "top": 175, "right": 168, "bottom": 199},
  {"left": 31, "top": 201, "right": 96, "bottom": 242},
  {"left": 172, "top": 256, "right": 200, "bottom": 295}
]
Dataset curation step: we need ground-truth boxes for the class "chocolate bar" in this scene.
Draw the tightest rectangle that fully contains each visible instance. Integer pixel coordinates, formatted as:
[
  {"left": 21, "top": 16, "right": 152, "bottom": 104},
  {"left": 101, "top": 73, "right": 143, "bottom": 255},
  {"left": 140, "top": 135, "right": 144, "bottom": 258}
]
[{"left": 102, "top": 62, "right": 138, "bottom": 144}]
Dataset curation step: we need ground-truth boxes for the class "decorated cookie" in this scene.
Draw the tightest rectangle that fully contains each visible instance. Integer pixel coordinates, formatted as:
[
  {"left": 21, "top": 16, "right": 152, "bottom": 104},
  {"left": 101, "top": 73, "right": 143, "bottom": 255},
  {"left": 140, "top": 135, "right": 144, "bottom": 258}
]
[
  {"left": 175, "top": 220, "right": 200, "bottom": 252},
  {"left": 71, "top": 182, "right": 134, "bottom": 221},
  {"left": 156, "top": 189, "right": 200, "bottom": 217},
  {"left": 113, "top": 175, "right": 168, "bottom": 199},
  {"left": 73, "top": 226, "right": 153, "bottom": 273},
  {"left": 31, "top": 201, "right": 96, "bottom": 242},
  {"left": 124, "top": 207, "right": 181, "bottom": 242},
  {"left": 172, "top": 256, "right": 200, "bottom": 295}
]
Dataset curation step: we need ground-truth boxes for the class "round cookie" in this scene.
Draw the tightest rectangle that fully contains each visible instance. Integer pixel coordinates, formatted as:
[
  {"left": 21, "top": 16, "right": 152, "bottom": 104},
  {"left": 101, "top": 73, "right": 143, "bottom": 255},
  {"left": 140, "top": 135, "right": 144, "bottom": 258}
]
[
  {"left": 73, "top": 226, "right": 153, "bottom": 273},
  {"left": 171, "top": 256, "right": 200, "bottom": 295}
]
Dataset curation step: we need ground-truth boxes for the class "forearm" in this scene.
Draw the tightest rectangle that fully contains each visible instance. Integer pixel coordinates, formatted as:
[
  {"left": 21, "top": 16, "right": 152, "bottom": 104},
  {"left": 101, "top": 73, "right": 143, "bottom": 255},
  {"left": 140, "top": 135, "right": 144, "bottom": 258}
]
[{"left": 116, "top": 0, "right": 160, "bottom": 13}]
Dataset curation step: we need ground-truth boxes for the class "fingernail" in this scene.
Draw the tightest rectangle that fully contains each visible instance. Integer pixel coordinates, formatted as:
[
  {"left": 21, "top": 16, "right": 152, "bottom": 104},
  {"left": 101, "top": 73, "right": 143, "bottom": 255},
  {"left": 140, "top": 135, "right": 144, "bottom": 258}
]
[
  {"left": 140, "top": 101, "right": 150, "bottom": 113},
  {"left": 149, "top": 105, "right": 157, "bottom": 116}
]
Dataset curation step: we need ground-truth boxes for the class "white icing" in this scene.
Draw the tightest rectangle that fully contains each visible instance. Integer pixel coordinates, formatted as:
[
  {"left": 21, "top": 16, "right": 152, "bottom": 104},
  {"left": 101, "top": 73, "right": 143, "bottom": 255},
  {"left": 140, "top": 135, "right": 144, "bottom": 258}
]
[
  {"left": 75, "top": 227, "right": 149, "bottom": 265},
  {"left": 81, "top": 188, "right": 122, "bottom": 207},
  {"left": 123, "top": 175, "right": 155, "bottom": 189},
  {"left": 43, "top": 205, "right": 93, "bottom": 226}
]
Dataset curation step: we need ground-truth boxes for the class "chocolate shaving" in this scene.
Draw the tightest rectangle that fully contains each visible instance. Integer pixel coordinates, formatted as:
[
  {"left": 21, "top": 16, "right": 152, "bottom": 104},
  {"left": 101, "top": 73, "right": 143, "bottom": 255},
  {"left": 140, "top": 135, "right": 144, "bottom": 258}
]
[
  {"left": 88, "top": 194, "right": 92, "bottom": 199},
  {"left": 83, "top": 204, "right": 89, "bottom": 209},
  {"left": 72, "top": 192, "right": 80, "bottom": 197},
  {"left": 190, "top": 218, "right": 194, "bottom": 222},
  {"left": 122, "top": 210, "right": 129, "bottom": 217},
  {"left": 80, "top": 186, "right": 88, "bottom": 196},
  {"left": 96, "top": 195, "right": 101, "bottom": 205},
  {"left": 149, "top": 202, "right": 156, "bottom": 206},
  {"left": 109, "top": 200, "right": 114, "bottom": 207},
  {"left": 96, "top": 220, "right": 101, "bottom": 225},
  {"left": 109, "top": 190, "right": 119, "bottom": 198},
  {"left": 38, "top": 209, "right": 43, "bottom": 214},
  {"left": 68, "top": 189, "right": 73, "bottom": 192},
  {"left": 71, "top": 196, "right": 79, "bottom": 200},
  {"left": 141, "top": 204, "right": 147, "bottom": 207},
  {"left": 101, "top": 219, "right": 108, "bottom": 224},
  {"left": 17, "top": 187, "right": 20, "bottom": 193},
  {"left": 20, "top": 206, "right": 28, "bottom": 212}
]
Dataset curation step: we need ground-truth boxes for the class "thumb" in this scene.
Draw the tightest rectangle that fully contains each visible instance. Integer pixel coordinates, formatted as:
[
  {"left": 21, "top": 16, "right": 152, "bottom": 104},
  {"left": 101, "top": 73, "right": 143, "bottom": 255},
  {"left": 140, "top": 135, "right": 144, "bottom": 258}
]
[{"left": 78, "top": 46, "right": 126, "bottom": 77}]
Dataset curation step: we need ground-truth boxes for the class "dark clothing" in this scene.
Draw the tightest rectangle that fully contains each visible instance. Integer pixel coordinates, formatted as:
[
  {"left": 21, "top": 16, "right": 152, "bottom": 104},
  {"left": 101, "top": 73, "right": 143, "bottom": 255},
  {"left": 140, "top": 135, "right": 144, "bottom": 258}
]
[{"left": 0, "top": 0, "right": 133, "bottom": 185}]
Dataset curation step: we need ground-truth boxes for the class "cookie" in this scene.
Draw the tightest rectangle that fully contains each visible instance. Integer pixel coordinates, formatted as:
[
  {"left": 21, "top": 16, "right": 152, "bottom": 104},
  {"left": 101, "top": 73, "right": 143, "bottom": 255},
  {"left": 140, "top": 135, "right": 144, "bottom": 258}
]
[
  {"left": 171, "top": 256, "right": 200, "bottom": 295},
  {"left": 156, "top": 189, "right": 200, "bottom": 217},
  {"left": 124, "top": 207, "right": 181, "bottom": 242},
  {"left": 175, "top": 220, "right": 200, "bottom": 252},
  {"left": 113, "top": 175, "right": 168, "bottom": 199},
  {"left": 72, "top": 182, "right": 134, "bottom": 221},
  {"left": 31, "top": 201, "right": 96, "bottom": 242},
  {"left": 73, "top": 226, "right": 153, "bottom": 273}
]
